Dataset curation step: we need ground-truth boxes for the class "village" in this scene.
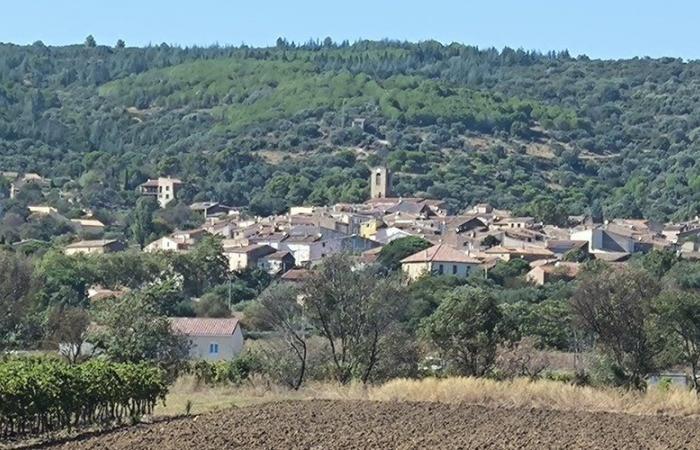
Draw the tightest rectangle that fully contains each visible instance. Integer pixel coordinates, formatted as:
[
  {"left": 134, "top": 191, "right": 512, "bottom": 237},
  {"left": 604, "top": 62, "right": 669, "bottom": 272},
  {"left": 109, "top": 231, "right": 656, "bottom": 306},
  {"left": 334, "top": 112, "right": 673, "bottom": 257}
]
[
  {"left": 4, "top": 166, "right": 700, "bottom": 364},
  {"left": 15, "top": 166, "right": 697, "bottom": 284}
]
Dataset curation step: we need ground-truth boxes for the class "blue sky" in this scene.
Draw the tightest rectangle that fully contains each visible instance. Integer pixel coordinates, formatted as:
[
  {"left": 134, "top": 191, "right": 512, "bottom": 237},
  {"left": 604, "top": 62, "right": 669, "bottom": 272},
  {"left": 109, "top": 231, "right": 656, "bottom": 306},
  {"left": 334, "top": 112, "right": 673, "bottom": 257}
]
[{"left": 2, "top": 0, "right": 698, "bottom": 59}]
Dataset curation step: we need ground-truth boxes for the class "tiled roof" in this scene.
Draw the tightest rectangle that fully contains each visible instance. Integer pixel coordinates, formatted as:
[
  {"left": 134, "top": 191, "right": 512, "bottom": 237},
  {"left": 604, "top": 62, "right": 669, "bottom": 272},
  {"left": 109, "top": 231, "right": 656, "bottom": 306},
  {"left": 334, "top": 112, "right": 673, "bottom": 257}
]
[
  {"left": 170, "top": 318, "right": 240, "bottom": 337},
  {"left": 65, "top": 239, "right": 117, "bottom": 249},
  {"left": 401, "top": 243, "right": 481, "bottom": 264}
]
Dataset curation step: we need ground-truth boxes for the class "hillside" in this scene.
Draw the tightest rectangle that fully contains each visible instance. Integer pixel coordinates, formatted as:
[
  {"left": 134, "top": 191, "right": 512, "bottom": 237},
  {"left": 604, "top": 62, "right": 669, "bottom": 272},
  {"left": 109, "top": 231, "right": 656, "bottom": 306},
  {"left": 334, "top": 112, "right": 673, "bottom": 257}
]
[{"left": 0, "top": 40, "right": 699, "bottom": 221}]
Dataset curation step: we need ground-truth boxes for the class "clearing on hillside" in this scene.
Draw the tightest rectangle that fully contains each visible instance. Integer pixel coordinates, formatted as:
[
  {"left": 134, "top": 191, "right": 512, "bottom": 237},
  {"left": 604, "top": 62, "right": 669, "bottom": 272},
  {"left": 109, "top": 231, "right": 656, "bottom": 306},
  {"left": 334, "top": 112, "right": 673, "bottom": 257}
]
[{"left": 43, "top": 400, "right": 700, "bottom": 449}]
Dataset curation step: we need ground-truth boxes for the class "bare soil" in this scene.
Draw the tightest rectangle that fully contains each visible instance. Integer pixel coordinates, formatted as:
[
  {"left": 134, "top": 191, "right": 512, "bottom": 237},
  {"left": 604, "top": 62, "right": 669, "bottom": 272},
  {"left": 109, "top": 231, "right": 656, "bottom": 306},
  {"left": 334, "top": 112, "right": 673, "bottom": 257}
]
[{"left": 40, "top": 400, "right": 700, "bottom": 449}]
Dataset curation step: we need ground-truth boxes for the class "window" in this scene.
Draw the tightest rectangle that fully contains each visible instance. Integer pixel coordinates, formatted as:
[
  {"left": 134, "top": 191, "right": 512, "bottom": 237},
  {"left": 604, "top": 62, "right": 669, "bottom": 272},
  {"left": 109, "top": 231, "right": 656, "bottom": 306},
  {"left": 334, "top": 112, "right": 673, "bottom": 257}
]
[
  {"left": 159, "top": 186, "right": 163, "bottom": 193},
  {"left": 165, "top": 185, "right": 170, "bottom": 191},
  {"left": 209, "top": 343, "right": 219, "bottom": 355},
  {"left": 452, "top": 265, "right": 457, "bottom": 275},
  {"left": 438, "top": 264, "right": 444, "bottom": 275}
]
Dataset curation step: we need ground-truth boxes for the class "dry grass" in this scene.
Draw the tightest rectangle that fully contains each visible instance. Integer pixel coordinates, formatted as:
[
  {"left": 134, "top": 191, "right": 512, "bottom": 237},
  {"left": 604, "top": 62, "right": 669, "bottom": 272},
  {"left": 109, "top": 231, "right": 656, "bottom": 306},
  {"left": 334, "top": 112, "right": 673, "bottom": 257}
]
[
  {"left": 157, "top": 376, "right": 700, "bottom": 418},
  {"left": 370, "top": 377, "right": 700, "bottom": 416}
]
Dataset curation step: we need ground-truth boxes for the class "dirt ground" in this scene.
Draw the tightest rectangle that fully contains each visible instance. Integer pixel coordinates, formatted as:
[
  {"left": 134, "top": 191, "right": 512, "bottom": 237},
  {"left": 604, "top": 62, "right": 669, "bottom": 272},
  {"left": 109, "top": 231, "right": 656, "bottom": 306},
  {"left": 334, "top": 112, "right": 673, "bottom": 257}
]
[{"left": 40, "top": 400, "right": 700, "bottom": 450}]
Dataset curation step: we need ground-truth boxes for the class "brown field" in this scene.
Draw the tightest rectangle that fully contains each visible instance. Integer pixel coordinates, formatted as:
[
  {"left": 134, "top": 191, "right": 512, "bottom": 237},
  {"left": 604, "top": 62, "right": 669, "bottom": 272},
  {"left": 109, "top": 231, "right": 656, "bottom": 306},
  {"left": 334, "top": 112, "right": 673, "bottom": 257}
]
[{"left": 42, "top": 400, "right": 700, "bottom": 450}]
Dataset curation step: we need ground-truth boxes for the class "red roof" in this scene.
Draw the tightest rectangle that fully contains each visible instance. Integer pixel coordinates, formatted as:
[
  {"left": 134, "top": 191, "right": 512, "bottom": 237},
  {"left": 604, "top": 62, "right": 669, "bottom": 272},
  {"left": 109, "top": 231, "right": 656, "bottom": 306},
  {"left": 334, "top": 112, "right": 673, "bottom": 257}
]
[{"left": 170, "top": 318, "right": 240, "bottom": 336}]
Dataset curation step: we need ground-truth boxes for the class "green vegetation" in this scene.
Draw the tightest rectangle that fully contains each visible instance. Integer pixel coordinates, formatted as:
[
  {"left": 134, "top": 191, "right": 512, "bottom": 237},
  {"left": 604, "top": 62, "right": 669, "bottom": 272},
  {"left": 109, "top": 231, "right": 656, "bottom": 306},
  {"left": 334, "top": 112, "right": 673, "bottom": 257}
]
[
  {"left": 0, "top": 38, "right": 698, "bottom": 235},
  {"left": 0, "top": 358, "right": 167, "bottom": 438}
]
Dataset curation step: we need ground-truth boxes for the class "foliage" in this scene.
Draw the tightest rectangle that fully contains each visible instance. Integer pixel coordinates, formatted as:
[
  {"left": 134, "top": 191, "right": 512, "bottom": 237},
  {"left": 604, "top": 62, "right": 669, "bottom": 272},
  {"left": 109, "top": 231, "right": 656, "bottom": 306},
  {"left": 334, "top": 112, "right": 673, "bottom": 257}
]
[
  {"left": 0, "top": 358, "right": 167, "bottom": 439},
  {"left": 376, "top": 236, "right": 432, "bottom": 270},
  {"left": 0, "top": 250, "right": 37, "bottom": 350},
  {"left": 421, "top": 286, "right": 502, "bottom": 376},
  {"left": 89, "top": 284, "right": 190, "bottom": 377},
  {"left": 301, "top": 254, "right": 406, "bottom": 384},
  {"left": 571, "top": 267, "right": 663, "bottom": 390}
]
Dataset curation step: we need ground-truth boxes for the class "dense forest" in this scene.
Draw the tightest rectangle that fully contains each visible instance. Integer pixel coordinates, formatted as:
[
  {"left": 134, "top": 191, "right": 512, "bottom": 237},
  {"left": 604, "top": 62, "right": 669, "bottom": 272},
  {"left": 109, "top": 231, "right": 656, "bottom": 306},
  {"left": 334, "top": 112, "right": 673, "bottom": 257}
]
[{"left": 1, "top": 37, "right": 699, "bottom": 224}]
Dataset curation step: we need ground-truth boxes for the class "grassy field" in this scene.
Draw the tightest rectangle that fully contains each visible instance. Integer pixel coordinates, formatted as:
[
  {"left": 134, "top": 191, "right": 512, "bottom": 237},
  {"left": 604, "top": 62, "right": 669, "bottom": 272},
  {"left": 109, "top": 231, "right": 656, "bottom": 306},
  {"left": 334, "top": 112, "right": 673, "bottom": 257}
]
[{"left": 156, "top": 376, "right": 700, "bottom": 418}]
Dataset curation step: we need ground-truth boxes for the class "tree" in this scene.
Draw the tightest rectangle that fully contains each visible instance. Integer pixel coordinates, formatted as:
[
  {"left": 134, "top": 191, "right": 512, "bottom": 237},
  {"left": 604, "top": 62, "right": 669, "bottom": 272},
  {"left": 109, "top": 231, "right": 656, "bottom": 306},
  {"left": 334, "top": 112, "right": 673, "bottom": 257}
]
[
  {"left": 115, "top": 39, "right": 125, "bottom": 49},
  {"left": 480, "top": 234, "right": 500, "bottom": 249},
  {"left": 654, "top": 291, "right": 700, "bottom": 393},
  {"left": 194, "top": 292, "right": 231, "bottom": 318},
  {"left": 422, "top": 287, "right": 502, "bottom": 376},
  {"left": 45, "top": 306, "right": 91, "bottom": 363},
  {"left": 90, "top": 284, "right": 190, "bottom": 376},
  {"left": 251, "top": 283, "right": 308, "bottom": 389},
  {"left": 301, "top": 254, "right": 406, "bottom": 384},
  {"left": 130, "top": 196, "right": 157, "bottom": 248},
  {"left": 377, "top": 236, "right": 432, "bottom": 271},
  {"left": 641, "top": 249, "right": 679, "bottom": 279},
  {"left": 0, "top": 251, "right": 37, "bottom": 350},
  {"left": 84, "top": 35, "right": 96, "bottom": 48},
  {"left": 571, "top": 267, "right": 662, "bottom": 390},
  {"left": 173, "top": 236, "right": 229, "bottom": 297}
]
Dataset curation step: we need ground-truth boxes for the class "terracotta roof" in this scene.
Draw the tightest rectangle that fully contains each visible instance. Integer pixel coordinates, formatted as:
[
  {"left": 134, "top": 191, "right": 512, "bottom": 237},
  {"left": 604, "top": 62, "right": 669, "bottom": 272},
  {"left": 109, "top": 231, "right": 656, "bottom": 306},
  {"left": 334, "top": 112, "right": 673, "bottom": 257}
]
[
  {"left": 484, "top": 246, "right": 555, "bottom": 257},
  {"left": 170, "top": 318, "right": 240, "bottom": 337},
  {"left": 401, "top": 243, "right": 481, "bottom": 264},
  {"left": 65, "top": 239, "right": 118, "bottom": 249},
  {"left": 280, "top": 268, "right": 313, "bottom": 282}
]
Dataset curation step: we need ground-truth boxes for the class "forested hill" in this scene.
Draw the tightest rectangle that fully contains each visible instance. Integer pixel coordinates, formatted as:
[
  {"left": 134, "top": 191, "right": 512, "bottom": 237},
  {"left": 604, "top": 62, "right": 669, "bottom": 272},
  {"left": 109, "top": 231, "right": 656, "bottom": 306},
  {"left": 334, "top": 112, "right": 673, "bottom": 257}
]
[{"left": 1, "top": 38, "right": 699, "bottom": 222}]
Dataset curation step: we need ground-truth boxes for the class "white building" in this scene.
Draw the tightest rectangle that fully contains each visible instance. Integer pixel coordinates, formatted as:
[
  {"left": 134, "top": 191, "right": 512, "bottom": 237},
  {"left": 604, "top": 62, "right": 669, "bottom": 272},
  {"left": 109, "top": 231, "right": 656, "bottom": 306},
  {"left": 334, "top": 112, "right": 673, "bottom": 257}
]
[
  {"left": 170, "top": 318, "right": 244, "bottom": 361},
  {"left": 401, "top": 243, "right": 482, "bottom": 281}
]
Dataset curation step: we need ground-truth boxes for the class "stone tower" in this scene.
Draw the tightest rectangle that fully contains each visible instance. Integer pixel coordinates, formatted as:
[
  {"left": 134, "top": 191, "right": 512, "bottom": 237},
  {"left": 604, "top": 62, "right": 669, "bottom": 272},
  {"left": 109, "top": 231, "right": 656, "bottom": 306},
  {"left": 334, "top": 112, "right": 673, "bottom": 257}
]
[{"left": 370, "top": 167, "right": 392, "bottom": 199}]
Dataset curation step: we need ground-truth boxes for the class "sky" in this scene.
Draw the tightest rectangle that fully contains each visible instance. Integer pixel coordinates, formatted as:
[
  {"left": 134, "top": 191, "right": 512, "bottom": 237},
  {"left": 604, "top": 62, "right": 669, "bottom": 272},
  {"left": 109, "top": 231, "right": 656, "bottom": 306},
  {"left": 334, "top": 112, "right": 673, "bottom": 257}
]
[{"left": 1, "top": 0, "right": 699, "bottom": 60}]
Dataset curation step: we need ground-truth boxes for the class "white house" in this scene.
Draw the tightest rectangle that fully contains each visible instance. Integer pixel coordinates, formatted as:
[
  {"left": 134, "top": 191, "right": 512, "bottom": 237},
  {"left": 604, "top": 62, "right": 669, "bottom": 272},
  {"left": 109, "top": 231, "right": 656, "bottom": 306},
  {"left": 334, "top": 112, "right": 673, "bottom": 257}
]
[
  {"left": 400, "top": 243, "right": 482, "bottom": 281},
  {"left": 170, "top": 317, "right": 244, "bottom": 361}
]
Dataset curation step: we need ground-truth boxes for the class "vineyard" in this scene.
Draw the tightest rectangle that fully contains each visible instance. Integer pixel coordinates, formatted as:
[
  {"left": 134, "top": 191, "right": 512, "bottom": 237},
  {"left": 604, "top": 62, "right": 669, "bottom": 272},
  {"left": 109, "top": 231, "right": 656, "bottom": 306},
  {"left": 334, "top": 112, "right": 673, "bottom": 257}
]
[{"left": 0, "top": 358, "right": 168, "bottom": 440}]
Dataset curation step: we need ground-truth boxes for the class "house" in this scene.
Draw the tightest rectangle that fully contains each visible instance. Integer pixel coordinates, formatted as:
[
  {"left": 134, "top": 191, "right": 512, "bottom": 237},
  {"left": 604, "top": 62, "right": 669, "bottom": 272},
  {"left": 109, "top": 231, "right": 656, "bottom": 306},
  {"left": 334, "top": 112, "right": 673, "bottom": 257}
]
[
  {"left": 372, "top": 226, "right": 414, "bottom": 244},
  {"left": 492, "top": 217, "right": 536, "bottom": 230},
  {"left": 224, "top": 244, "right": 277, "bottom": 271},
  {"left": 360, "top": 218, "right": 386, "bottom": 239},
  {"left": 190, "top": 202, "right": 234, "bottom": 219},
  {"left": 526, "top": 262, "right": 581, "bottom": 286},
  {"left": 257, "top": 250, "right": 296, "bottom": 275},
  {"left": 170, "top": 318, "right": 244, "bottom": 361},
  {"left": 545, "top": 240, "right": 588, "bottom": 258},
  {"left": 484, "top": 245, "right": 555, "bottom": 262},
  {"left": 2, "top": 172, "right": 50, "bottom": 199},
  {"left": 570, "top": 227, "right": 634, "bottom": 255},
  {"left": 28, "top": 205, "right": 58, "bottom": 215},
  {"left": 400, "top": 243, "right": 482, "bottom": 281},
  {"left": 138, "top": 177, "right": 183, "bottom": 208},
  {"left": 144, "top": 229, "right": 207, "bottom": 253},
  {"left": 71, "top": 218, "right": 105, "bottom": 235},
  {"left": 280, "top": 268, "right": 313, "bottom": 284},
  {"left": 64, "top": 239, "right": 124, "bottom": 256}
]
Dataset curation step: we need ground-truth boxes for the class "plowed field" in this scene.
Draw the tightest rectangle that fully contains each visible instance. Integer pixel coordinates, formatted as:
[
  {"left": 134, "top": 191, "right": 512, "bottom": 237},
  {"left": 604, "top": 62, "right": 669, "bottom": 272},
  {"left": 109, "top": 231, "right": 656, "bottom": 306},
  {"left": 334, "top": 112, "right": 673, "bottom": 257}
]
[{"left": 42, "top": 400, "right": 700, "bottom": 449}]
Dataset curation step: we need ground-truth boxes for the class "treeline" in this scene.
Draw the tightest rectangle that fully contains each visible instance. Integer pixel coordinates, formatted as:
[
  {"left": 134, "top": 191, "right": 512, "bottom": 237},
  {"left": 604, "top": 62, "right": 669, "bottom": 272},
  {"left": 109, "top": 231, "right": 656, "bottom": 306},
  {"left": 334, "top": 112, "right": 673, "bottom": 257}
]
[
  {"left": 236, "top": 248, "right": 700, "bottom": 392},
  {"left": 0, "top": 38, "right": 698, "bottom": 225},
  {"left": 0, "top": 358, "right": 167, "bottom": 439}
]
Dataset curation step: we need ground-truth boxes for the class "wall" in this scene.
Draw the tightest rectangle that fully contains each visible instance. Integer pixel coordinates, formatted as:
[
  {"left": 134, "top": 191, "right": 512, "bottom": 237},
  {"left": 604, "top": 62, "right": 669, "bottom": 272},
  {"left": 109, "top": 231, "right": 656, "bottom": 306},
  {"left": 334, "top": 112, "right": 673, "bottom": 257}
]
[{"left": 186, "top": 327, "right": 245, "bottom": 361}]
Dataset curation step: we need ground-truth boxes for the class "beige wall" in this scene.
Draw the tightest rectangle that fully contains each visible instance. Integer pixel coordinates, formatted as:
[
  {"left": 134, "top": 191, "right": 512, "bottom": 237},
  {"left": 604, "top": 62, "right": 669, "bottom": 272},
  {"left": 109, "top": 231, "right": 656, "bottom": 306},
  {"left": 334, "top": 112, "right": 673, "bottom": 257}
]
[
  {"left": 226, "top": 252, "right": 249, "bottom": 271},
  {"left": 65, "top": 246, "right": 106, "bottom": 256},
  {"left": 402, "top": 261, "right": 479, "bottom": 281},
  {"left": 185, "top": 327, "right": 244, "bottom": 361}
]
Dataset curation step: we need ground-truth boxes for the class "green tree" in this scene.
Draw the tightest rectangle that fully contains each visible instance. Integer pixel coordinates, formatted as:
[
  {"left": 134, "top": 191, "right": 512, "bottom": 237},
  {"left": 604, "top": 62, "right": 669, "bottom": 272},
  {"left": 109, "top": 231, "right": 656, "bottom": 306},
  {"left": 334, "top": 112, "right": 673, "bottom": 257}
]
[
  {"left": 194, "top": 292, "right": 231, "bottom": 318},
  {"left": 84, "top": 35, "right": 96, "bottom": 48},
  {"left": 640, "top": 249, "right": 679, "bottom": 279},
  {"left": 422, "top": 286, "right": 502, "bottom": 376},
  {"left": 250, "top": 283, "right": 308, "bottom": 389},
  {"left": 654, "top": 291, "right": 700, "bottom": 393},
  {"left": 130, "top": 196, "right": 157, "bottom": 248},
  {"left": 0, "top": 251, "right": 37, "bottom": 350},
  {"left": 115, "top": 39, "right": 125, "bottom": 49},
  {"left": 377, "top": 236, "right": 432, "bottom": 271},
  {"left": 301, "top": 254, "right": 406, "bottom": 384},
  {"left": 571, "top": 267, "right": 663, "bottom": 390},
  {"left": 90, "top": 284, "right": 190, "bottom": 375}
]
